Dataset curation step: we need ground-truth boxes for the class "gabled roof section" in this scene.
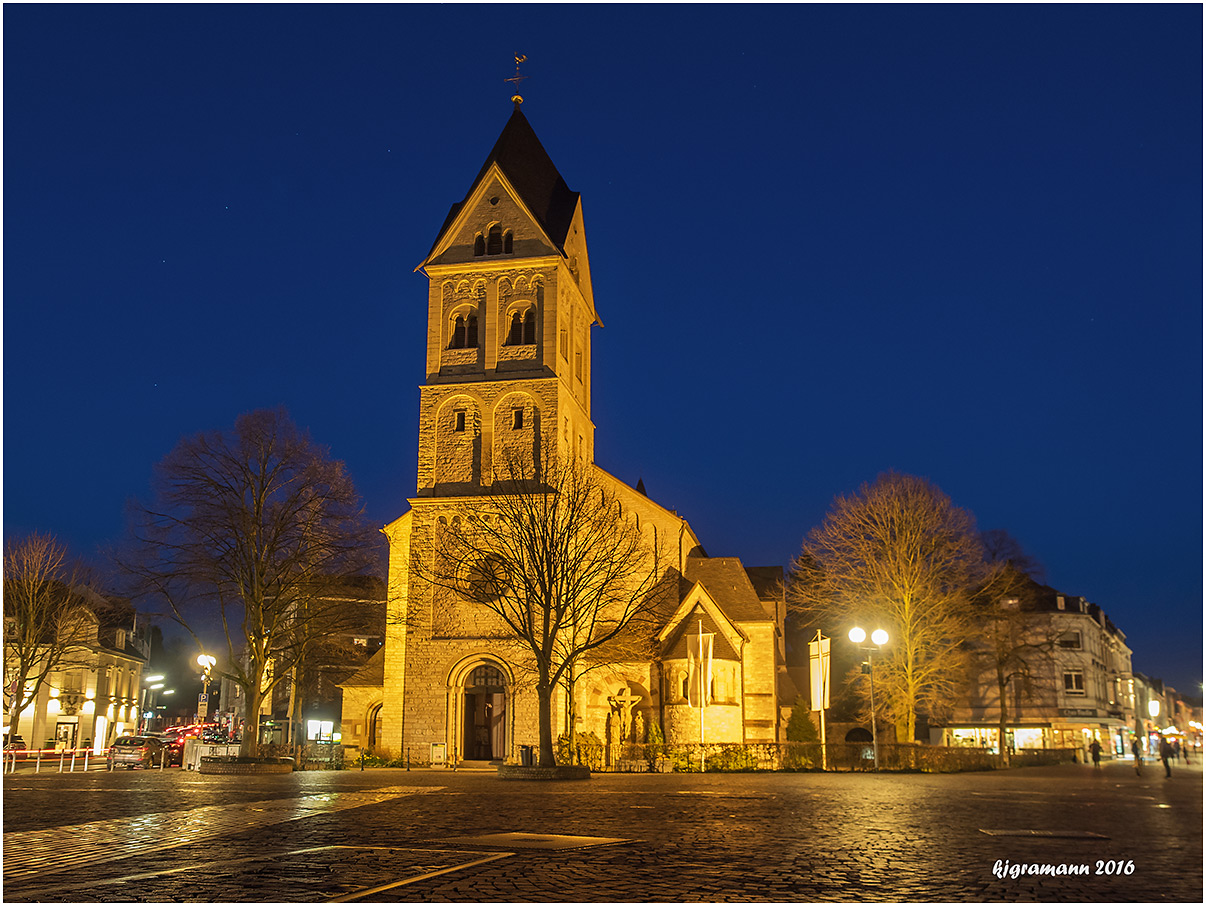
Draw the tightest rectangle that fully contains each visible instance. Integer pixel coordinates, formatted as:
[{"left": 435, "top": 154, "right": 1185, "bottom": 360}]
[
  {"left": 684, "top": 557, "right": 776, "bottom": 623},
  {"left": 421, "top": 106, "right": 580, "bottom": 264},
  {"left": 338, "top": 647, "right": 385, "bottom": 688},
  {"left": 657, "top": 588, "right": 745, "bottom": 660}
]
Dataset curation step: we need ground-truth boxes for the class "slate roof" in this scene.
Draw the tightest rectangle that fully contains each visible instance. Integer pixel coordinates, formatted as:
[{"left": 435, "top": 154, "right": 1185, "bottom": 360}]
[
  {"left": 684, "top": 557, "right": 776, "bottom": 623},
  {"left": 427, "top": 105, "right": 580, "bottom": 259},
  {"left": 743, "top": 566, "right": 784, "bottom": 604},
  {"left": 663, "top": 604, "right": 741, "bottom": 661},
  {"left": 338, "top": 647, "right": 385, "bottom": 687}
]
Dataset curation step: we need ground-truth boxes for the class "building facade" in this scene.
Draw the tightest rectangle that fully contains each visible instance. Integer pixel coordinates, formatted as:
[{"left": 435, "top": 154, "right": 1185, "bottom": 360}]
[
  {"left": 935, "top": 590, "right": 1137, "bottom": 758},
  {"left": 5, "top": 601, "right": 150, "bottom": 754},
  {"left": 340, "top": 104, "right": 795, "bottom": 763}
]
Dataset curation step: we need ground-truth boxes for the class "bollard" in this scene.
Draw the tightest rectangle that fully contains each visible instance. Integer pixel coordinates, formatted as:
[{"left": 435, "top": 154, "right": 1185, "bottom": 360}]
[
  {"left": 160, "top": 749, "right": 165, "bottom": 770},
  {"left": 36, "top": 749, "right": 42, "bottom": 773},
  {"left": 70, "top": 748, "right": 77, "bottom": 772},
  {"left": 59, "top": 751, "right": 66, "bottom": 773},
  {"left": 406, "top": 747, "right": 410, "bottom": 771},
  {"left": 360, "top": 752, "right": 365, "bottom": 772},
  {"left": 83, "top": 749, "right": 89, "bottom": 771}
]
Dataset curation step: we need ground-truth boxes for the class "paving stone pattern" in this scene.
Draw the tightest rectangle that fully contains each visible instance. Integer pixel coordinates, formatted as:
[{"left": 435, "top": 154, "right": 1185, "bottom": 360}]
[{"left": 2, "top": 760, "right": 1201, "bottom": 902}]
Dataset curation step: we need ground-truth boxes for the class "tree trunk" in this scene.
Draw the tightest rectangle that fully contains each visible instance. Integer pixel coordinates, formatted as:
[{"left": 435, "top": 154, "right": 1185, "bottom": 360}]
[
  {"left": 564, "top": 662, "right": 577, "bottom": 765},
  {"left": 996, "top": 665, "right": 1011, "bottom": 767},
  {"left": 537, "top": 682, "right": 556, "bottom": 767},
  {"left": 242, "top": 683, "right": 262, "bottom": 758},
  {"left": 7, "top": 706, "right": 21, "bottom": 742}
]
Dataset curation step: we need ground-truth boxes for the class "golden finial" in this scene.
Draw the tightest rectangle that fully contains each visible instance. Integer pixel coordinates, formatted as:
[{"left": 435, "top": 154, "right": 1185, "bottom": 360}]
[{"left": 505, "top": 53, "right": 528, "bottom": 105}]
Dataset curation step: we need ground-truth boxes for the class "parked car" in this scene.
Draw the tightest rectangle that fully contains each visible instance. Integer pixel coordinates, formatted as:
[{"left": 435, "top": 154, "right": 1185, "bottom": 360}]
[
  {"left": 4, "top": 735, "right": 27, "bottom": 751},
  {"left": 153, "top": 733, "right": 185, "bottom": 766},
  {"left": 107, "top": 735, "right": 163, "bottom": 769}
]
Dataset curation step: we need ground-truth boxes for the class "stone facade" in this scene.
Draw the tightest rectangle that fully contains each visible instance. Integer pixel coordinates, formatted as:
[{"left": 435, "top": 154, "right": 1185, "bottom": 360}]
[{"left": 340, "top": 105, "right": 795, "bottom": 764}]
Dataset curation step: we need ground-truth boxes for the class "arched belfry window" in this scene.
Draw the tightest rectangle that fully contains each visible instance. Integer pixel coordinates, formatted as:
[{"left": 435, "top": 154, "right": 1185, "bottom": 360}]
[
  {"left": 503, "top": 231, "right": 513, "bottom": 253},
  {"left": 487, "top": 225, "right": 503, "bottom": 255},
  {"left": 473, "top": 234, "right": 485, "bottom": 257},
  {"left": 506, "top": 309, "right": 536, "bottom": 346},
  {"left": 450, "top": 311, "right": 478, "bottom": 349}
]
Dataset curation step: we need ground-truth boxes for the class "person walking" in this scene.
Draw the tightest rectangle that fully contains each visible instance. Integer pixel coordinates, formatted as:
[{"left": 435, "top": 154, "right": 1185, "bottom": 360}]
[
  {"left": 1131, "top": 738, "right": 1143, "bottom": 775},
  {"left": 1090, "top": 738, "right": 1102, "bottom": 769},
  {"left": 1159, "top": 736, "right": 1174, "bottom": 778}
]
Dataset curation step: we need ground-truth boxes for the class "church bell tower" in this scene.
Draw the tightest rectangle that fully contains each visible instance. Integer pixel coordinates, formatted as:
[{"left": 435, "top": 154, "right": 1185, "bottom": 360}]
[{"left": 413, "top": 102, "right": 601, "bottom": 496}]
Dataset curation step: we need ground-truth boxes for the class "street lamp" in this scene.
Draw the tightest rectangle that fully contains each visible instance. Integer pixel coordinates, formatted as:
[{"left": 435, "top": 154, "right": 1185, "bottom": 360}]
[
  {"left": 138, "top": 674, "right": 165, "bottom": 733},
  {"left": 849, "top": 626, "right": 889, "bottom": 770},
  {"left": 197, "top": 654, "right": 216, "bottom": 723}
]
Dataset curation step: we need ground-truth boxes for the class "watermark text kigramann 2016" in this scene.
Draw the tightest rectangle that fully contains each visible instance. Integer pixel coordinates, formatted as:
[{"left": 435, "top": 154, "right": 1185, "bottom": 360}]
[{"left": 992, "top": 859, "right": 1136, "bottom": 879}]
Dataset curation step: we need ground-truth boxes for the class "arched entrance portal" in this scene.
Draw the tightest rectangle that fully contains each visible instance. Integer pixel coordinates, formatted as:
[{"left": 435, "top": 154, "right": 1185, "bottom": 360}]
[{"left": 463, "top": 664, "right": 506, "bottom": 761}]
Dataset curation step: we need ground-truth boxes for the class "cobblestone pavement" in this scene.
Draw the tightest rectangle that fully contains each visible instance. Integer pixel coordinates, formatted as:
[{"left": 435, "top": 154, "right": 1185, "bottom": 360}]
[{"left": 3, "top": 758, "right": 1201, "bottom": 902}]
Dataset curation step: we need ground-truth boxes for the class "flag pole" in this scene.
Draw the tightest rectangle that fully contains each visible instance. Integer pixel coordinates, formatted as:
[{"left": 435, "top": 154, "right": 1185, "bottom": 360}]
[{"left": 699, "top": 618, "right": 705, "bottom": 771}]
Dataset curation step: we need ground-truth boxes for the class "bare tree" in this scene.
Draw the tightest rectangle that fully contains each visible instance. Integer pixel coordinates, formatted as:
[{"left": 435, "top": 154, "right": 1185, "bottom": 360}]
[
  {"left": 417, "top": 442, "right": 670, "bottom": 767},
  {"left": 970, "top": 533, "right": 1057, "bottom": 765},
  {"left": 790, "top": 472, "right": 988, "bottom": 744},
  {"left": 3, "top": 533, "right": 97, "bottom": 740},
  {"left": 122, "top": 408, "right": 380, "bottom": 757}
]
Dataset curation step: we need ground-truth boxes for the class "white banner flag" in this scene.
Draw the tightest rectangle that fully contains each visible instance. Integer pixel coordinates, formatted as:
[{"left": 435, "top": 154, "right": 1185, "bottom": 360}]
[
  {"left": 688, "top": 631, "right": 714, "bottom": 708},
  {"left": 809, "top": 635, "right": 831, "bottom": 711}
]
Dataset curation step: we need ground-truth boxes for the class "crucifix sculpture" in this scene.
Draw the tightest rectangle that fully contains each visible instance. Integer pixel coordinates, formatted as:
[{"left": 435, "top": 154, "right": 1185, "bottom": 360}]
[{"left": 608, "top": 686, "right": 642, "bottom": 742}]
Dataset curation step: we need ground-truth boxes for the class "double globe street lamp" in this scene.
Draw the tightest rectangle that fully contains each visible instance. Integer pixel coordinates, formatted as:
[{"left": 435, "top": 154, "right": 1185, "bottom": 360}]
[{"left": 849, "top": 626, "right": 889, "bottom": 770}]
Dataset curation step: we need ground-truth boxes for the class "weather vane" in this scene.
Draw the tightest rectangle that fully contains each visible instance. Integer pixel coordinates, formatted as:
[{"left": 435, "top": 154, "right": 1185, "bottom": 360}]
[{"left": 505, "top": 53, "right": 528, "bottom": 105}]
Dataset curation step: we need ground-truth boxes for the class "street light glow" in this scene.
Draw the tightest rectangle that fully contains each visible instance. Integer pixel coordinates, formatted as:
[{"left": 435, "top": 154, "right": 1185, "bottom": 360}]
[
  {"left": 848, "top": 627, "right": 866, "bottom": 644},
  {"left": 871, "top": 629, "right": 889, "bottom": 646}
]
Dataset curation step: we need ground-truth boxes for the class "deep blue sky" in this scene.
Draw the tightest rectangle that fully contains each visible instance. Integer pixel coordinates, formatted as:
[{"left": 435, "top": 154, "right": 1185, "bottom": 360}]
[{"left": 4, "top": 5, "right": 1201, "bottom": 693}]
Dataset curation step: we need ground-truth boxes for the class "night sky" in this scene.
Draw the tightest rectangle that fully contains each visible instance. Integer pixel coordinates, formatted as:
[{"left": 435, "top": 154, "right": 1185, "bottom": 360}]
[{"left": 4, "top": 5, "right": 1201, "bottom": 693}]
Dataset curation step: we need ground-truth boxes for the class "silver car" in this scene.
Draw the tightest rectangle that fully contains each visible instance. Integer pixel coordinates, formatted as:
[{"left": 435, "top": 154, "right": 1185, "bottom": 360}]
[{"left": 106, "top": 735, "right": 163, "bottom": 769}]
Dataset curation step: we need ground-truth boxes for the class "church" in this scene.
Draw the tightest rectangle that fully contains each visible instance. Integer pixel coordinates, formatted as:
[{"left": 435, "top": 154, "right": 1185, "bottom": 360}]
[{"left": 340, "top": 101, "right": 797, "bottom": 765}]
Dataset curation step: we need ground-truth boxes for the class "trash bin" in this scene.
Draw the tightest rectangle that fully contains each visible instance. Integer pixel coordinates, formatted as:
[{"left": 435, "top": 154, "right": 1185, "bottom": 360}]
[{"left": 519, "top": 745, "right": 533, "bottom": 766}]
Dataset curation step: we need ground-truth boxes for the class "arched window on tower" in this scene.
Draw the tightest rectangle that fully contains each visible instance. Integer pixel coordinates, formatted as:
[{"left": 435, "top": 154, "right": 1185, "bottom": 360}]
[
  {"left": 450, "top": 311, "right": 479, "bottom": 349},
  {"left": 507, "top": 311, "right": 523, "bottom": 346},
  {"left": 473, "top": 234, "right": 485, "bottom": 257},
  {"left": 522, "top": 310, "right": 536, "bottom": 344},
  {"left": 487, "top": 225, "right": 503, "bottom": 255},
  {"left": 503, "top": 230, "right": 513, "bottom": 253}
]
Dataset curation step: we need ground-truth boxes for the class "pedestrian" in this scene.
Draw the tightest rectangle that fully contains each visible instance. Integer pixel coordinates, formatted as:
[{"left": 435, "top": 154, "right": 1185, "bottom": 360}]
[
  {"left": 1090, "top": 738, "right": 1102, "bottom": 769},
  {"left": 1159, "top": 736, "right": 1174, "bottom": 778},
  {"left": 1131, "top": 738, "right": 1142, "bottom": 775},
  {"left": 1173, "top": 739, "right": 1182, "bottom": 762}
]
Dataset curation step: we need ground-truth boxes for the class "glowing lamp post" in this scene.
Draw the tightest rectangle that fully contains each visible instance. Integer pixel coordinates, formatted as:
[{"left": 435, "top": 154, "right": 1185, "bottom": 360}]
[
  {"left": 849, "top": 626, "right": 889, "bottom": 770},
  {"left": 197, "top": 655, "right": 216, "bottom": 722},
  {"left": 139, "top": 674, "right": 165, "bottom": 733}
]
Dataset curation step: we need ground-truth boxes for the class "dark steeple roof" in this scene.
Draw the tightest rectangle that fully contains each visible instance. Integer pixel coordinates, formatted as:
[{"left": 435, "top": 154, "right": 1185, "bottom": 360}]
[{"left": 427, "top": 106, "right": 580, "bottom": 258}]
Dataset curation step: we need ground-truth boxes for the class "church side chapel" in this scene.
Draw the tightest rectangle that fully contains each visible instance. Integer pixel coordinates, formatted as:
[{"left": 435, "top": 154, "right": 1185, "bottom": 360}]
[{"left": 340, "top": 99, "right": 797, "bottom": 765}]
